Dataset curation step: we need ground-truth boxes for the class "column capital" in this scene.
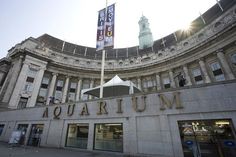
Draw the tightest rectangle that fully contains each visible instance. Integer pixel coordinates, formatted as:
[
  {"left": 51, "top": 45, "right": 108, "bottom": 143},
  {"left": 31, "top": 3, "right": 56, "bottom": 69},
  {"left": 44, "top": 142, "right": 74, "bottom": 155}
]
[
  {"left": 65, "top": 75, "right": 71, "bottom": 78},
  {"left": 78, "top": 77, "right": 83, "bottom": 81},
  {"left": 216, "top": 49, "right": 224, "bottom": 53},
  {"left": 52, "top": 72, "right": 58, "bottom": 76},
  {"left": 19, "top": 55, "right": 24, "bottom": 59},
  {"left": 182, "top": 64, "right": 188, "bottom": 68}
]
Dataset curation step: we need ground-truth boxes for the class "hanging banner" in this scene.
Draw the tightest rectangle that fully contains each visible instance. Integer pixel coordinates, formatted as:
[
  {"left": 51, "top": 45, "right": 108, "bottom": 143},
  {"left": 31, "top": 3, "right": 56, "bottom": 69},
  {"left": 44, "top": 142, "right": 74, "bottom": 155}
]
[
  {"left": 96, "top": 8, "right": 106, "bottom": 51},
  {"left": 96, "top": 4, "right": 115, "bottom": 51},
  {"left": 104, "top": 3, "right": 115, "bottom": 49}
]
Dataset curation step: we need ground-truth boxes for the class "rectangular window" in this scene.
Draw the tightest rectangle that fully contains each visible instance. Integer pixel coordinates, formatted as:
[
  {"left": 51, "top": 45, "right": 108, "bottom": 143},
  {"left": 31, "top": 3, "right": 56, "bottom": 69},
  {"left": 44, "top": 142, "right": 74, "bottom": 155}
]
[
  {"left": 66, "top": 124, "right": 89, "bottom": 149},
  {"left": 68, "top": 82, "right": 77, "bottom": 102},
  {"left": 81, "top": 80, "right": 90, "bottom": 100},
  {"left": 192, "top": 68, "right": 203, "bottom": 84},
  {"left": 54, "top": 80, "right": 64, "bottom": 102},
  {"left": 24, "top": 82, "right": 34, "bottom": 92},
  {"left": 36, "top": 76, "right": 50, "bottom": 106},
  {"left": 0, "top": 124, "right": 4, "bottom": 136},
  {"left": 18, "top": 97, "right": 28, "bottom": 109},
  {"left": 26, "top": 77, "right": 34, "bottom": 83},
  {"left": 23, "top": 68, "right": 38, "bottom": 92},
  {"left": 163, "top": 77, "right": 170, "bottom": 89},
  {"left": 42, "top": 77, "right": 49, "bottom": 85},
  {"left": 24, "top": 76, "right": 35, "bottom": 92},
  {"left": 94, "top": 123, "right": 123, "bottom": 152},
  {"left": 210, "top": 62, "right": 225, "bottom": 81},
  {"left": 27, "top": 68, "right": 37, "bottom": 78}
]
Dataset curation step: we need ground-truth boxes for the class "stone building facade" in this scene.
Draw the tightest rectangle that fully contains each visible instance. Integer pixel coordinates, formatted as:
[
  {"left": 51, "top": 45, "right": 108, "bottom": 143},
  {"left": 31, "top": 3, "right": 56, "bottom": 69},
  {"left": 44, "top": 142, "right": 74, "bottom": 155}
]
[{"left": 0, "top": 0, "right": 236, "bottom": 157}]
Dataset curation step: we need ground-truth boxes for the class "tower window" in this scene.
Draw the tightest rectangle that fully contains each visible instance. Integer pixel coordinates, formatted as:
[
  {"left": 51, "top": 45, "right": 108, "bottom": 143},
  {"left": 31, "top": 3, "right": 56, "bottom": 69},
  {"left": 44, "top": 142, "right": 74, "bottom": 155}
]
[{"left": 142, "top": 24, "right": 145, "bottom": 29}]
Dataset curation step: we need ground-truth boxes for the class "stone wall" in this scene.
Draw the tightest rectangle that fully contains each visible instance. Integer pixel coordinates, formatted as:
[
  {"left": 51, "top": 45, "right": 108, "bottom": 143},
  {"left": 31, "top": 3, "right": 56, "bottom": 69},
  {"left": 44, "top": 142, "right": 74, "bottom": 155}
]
[{"left": 0, "top": 81, "right": 236, "bottom": 157}]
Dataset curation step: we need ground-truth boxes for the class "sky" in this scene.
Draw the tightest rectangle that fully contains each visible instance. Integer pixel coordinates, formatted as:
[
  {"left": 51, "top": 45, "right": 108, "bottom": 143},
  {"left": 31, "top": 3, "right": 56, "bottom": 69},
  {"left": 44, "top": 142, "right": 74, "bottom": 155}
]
[{"left": 0, "top": 0, "right": 217, "bottom": 58}]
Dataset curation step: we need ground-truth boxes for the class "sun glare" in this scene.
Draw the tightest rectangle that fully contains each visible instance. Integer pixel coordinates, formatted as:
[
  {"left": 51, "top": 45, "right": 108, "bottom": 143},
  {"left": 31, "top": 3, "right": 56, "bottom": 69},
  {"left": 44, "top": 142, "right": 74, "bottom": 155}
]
[{"left": 182, "top": 22, "right": 192, "bottom": 31}]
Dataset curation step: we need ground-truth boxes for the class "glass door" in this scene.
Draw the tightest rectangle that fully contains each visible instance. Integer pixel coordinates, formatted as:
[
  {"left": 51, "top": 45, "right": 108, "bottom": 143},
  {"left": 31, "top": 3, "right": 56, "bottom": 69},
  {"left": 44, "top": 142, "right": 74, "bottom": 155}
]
[
  {"left": 27, "top": 124, "right": 44, "bottom": 146},
  {"left": 17, "top": 124, "right": 28, "bottom": 145},
  {"left": 94, "top": 123, "right": 123, "bottom": 152},
  {"left": 178, "top": 119, "right": 236, "bottom": 157}
]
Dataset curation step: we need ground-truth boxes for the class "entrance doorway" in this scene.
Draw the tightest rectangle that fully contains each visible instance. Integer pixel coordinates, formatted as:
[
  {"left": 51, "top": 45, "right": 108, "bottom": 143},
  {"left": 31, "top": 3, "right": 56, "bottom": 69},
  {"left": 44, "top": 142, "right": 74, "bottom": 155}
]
[
  {"left": 17, "top": 124, "right": 28, "bottom": 145},
  {"left": 66, "top": 123, "right": 89, "bottom": 149},
  {"left": 27, "top": 124, "right": 44, "bottom": 146},
  {"left": 178, "top": 119, "right": 236, "bottom": 157},
  {"left": 94, "top": 123, "right": 123, "bottom": 152}
]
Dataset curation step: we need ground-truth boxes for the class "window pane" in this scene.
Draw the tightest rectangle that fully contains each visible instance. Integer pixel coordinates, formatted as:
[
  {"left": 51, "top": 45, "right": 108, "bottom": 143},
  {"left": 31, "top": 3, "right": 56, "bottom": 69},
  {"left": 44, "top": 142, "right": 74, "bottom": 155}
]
[
  {"left": 195, "top": 75, "right": 203, "bottom": 81},
  {"left": 66, "top": 124, "right": 89, "bottom": 149},
  {"left": 57, "top": 80, "right": 64, "bottom": 87},
  {"left": 26, "top": 77, "right": 34, "bottom": 83},
  {"left": 24, "top": 83, "right": 33, "bottom": 92},
  {"left": 27, "top": 68, "right": 37, "bottom": 77},
  {"left": 210, "top": 62, "right": 221, "bottom": 71},
  {"left": 42, "top": 77, "right": 49, "bottom": 84},
  {"left": 215, "top": 74, "right": 225, "bottom": 81},
  {"left": 18, "top": 97, "right": 28, "bottom": 109},
  {"left": 192, "top": 68, "right": 201, "bottom": 76},
  {"left": 68, "top": 93, "right": 75, "bottom": 102},
  {"left": 55, "top": 91, "right": 62, "bottom": 102},
  {"left": 70, "top": 82, "right": 77, "bottom": 89},
  {"left": 163, "top": 77, "right": 170, "bottom": 84},
  {"left": 94, "top": 123, "right": 123, "bottom": 152}
]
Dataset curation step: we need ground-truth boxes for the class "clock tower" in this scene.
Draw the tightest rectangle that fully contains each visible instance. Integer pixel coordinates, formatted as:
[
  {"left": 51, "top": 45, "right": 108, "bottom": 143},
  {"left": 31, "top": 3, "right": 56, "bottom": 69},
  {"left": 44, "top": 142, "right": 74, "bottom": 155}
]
[{"left": 138, "top": 15, "right": 153, "bottom": 49}]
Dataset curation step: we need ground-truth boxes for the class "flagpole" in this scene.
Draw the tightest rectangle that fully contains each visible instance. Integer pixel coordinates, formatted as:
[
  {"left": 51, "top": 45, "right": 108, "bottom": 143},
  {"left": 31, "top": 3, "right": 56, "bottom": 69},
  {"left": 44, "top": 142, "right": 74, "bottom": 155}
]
[{"left": 100, "top": 0, "right": 108, "bottom": 98}]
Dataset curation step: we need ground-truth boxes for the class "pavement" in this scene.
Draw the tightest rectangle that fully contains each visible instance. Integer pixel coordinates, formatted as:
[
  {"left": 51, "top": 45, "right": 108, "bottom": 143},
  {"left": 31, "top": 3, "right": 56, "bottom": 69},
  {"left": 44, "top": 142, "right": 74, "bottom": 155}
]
[{"left": 0, "top": 142, "right": 126, "bottom": 157}]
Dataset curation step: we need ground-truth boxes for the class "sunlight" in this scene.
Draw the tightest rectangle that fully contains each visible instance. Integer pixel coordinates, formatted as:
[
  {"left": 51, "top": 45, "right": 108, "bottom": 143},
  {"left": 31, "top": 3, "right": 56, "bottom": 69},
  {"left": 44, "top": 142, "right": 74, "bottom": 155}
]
[{"left": 181, "top": 22, "right": 192, "bottom": 31}]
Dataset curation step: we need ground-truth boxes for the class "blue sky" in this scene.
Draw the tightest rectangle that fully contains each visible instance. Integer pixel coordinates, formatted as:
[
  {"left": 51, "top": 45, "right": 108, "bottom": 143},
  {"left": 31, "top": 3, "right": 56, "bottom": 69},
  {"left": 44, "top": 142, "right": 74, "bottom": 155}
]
[{"left": 0, "top": 0, "right": 216, "bottom": 58}]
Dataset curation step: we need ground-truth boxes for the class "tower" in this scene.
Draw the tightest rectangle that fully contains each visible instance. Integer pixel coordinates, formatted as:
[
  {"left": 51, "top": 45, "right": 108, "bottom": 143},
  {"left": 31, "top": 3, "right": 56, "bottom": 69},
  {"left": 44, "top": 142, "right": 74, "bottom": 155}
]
[{"left": 138, "top": 15, "right": 153, "bottom": 49}]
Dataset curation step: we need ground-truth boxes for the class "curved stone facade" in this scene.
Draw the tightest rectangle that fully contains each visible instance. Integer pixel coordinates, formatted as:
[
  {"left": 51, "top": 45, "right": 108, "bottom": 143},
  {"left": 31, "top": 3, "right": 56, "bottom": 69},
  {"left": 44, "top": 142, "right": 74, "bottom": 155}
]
[{"left": 1, "top": 0, "right": 235, "bottom": 107}]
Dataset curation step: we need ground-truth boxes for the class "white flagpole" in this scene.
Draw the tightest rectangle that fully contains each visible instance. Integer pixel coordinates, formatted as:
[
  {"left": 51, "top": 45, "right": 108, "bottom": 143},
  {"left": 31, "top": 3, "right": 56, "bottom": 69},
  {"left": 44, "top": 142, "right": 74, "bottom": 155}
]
[{"left": 100, "top": 0, "right": 108, "bottom": 98}]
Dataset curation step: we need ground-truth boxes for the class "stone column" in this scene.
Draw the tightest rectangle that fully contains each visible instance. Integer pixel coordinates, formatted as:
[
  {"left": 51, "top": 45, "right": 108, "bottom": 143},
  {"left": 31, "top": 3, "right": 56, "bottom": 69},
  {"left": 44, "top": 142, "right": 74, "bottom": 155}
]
[
  {"left": 62, "top": 75, "right": 70, "bottom": 103},
  {"left": 137, "top": 77, "right": 142, "bottom": 91},
  {"left": 89, "top": 79, "right": 94, "bottom": 100},
  {"left": 155, "top": 73, "right": 162, "bottom": 90},
  {"left": 0, "top": 72, "right": 6, "bottom": 85},
  {"left": 1, "top": 55, "right": 23, "bottom": 103},
  {"left": 27, "top": 67, "right": 46, "bottom": 107},
  {"left": 8, "top": 62, "right": 29, "bottom": 109},
  {"left": 216, "top": 50, "right": 235, "bottom": 80},
  {"left": 183, "top": 65, "right": 192, "bottom": 86},
  {"left": 169, "top": 70, "right": 176, "bottom": 88},
  {"left": 199, "top": 59, "right": 211, "bottom": 83},
  {"left": 75, "top": 78, "right": 82, "bottom": 101},
  {"left": 129, "top": 81, "right": 134, "bottom": 94},
  {"left": 46, "top": 73, "right": 57, "bottom": 105}
]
